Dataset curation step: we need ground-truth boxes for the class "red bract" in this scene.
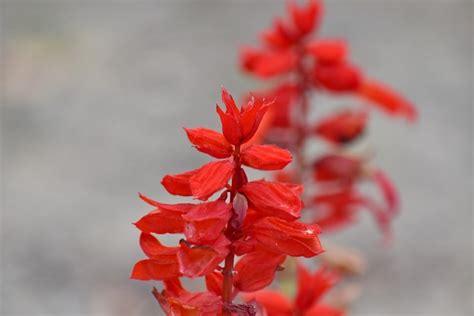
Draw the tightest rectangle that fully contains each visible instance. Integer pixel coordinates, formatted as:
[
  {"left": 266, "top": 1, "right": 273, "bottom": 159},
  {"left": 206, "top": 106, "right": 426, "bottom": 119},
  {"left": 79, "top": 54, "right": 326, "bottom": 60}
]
[
  {"left": 249, "top": 217, "right": 323, "bottom": 257},
  {"left": 241, "top": 144, "right": 292, "bottom": 170},
  {"left": 314, "top": 110, "right": 368, "bottom": 144},
  {"left": 240, "top": 180, "right": 304, "bottom": 221},
  {"left": 185, "top": 127, "right": 233, "bottom": 159},
  {"left": 358, "top": 80, "right": 417, "bottom": 122},
  {"left": 131, "top": 88, "right": 323, "bottom": 316},
  {"left": 234, "top": 249, "right": 286, "bottom": 292},
  {"left": 153, "top": 279, "right": 223, "bottom": 316},
  {"left": 313, "top": 154, "right": 362, "bottom": 184},
  {"left": 243, "top": 264, "right": 344, "bottom": 316}
]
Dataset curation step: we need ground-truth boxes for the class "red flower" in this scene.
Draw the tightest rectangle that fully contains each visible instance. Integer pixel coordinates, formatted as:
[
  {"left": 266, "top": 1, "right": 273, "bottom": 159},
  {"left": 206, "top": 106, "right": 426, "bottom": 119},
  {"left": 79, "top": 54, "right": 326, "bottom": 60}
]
[
  {"left": 243, "top": 264, "right": 343, "bottom": 316},
  {"left": 314, "top": 109, "right": 368, "bottom": 144},
  {"left": 131, "top": 88, "right": 323, "bottom": 315},
  {"left": 216, "top": 87, "right": 272, "bottom": 145}
]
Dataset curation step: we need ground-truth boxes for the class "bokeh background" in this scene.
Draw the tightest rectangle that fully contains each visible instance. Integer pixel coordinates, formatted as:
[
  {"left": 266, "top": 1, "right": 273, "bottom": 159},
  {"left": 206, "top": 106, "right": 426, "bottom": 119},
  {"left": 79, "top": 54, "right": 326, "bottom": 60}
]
[{"left": 1, "top": 0, "right": 472, "bottom": 315}]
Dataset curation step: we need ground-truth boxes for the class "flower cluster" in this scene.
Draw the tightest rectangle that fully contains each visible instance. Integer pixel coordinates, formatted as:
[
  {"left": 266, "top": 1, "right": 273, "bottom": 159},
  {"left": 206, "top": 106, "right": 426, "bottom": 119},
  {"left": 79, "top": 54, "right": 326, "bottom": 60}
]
[
  {"left": 240, "top": 0, "right": 416, "bottom": 238},
  {"left": 131, "top": 88, "right": 324, "bottom": 315}
]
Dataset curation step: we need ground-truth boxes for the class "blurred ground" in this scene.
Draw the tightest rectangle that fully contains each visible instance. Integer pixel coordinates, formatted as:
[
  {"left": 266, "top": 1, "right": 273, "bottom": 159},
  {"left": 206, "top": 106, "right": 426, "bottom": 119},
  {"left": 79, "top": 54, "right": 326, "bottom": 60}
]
[{"left": 1, "top": 1, "right": 472, "bottom": 315}]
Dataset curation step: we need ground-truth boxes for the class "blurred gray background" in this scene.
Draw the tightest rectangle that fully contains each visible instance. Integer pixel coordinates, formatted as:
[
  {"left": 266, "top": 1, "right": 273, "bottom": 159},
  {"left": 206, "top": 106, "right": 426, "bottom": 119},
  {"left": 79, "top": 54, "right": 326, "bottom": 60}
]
[{"left": 1, "top": 0, "right": 472, "bottom": 315}]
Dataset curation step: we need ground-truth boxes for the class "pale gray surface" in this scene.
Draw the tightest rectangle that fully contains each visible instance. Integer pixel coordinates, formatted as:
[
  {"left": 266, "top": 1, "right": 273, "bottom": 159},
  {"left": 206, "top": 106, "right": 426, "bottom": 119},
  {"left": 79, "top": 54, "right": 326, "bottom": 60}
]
[{"left": 1, "top": 1, "right": 472, "bottom": 315}]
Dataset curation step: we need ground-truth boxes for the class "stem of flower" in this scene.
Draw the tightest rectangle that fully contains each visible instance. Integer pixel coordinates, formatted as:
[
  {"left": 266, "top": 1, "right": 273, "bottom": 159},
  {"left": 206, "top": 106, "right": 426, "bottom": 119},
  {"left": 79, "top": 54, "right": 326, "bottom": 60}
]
[
  {"left": 222, "top": 144, "right": 242, "bottom": 315},
  {"left": 294, "top": 46, "right": 310, "bottom": 183}
]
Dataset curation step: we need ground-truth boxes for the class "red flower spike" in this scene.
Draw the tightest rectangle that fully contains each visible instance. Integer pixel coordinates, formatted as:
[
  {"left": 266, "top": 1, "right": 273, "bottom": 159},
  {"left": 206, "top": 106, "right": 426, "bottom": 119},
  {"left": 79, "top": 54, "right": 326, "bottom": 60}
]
[
  {"left": 184, "top": 127, "right": 233, "bottom": 159},
  {"left": 132, "top": 87, "right": 326, "bottom": 314},
  {"left": 139, "top": 233, "right": 178, "bottom": 258},
  {"left": 358, "top": 80, "right": 417, "bottom": 121},
  {"left": 249, "top": 217, "right": 323, "bottom": 257},
  {"left": 189, "top": 160, "right": 234, "bottom": 200},
  {"left": 241, "top": 144, "right": 292, "bottom": 170},
  {"left": 290, "top": 0, "right": 323, "bottom": 36},
  {"left": 313, "top": 62, "right": 362, "bottom": 92},
  {"left": 234, "top": 250, "right": 286, "bottom": 292},
  {"left": 130, "top": 257, "right": 181, "bottom": 281},
  {"left": 314, "top": 110, "right": 368, "bottom": 144},
  {"left": 306, "top": 39, "right": 348, "bottom": 64},
  {"left": 182, "top": 200, "right": 232, "bottom": 244},
  {"left": 161, "top": 169, "right": 197, "bottom": 196},
  {"left": 241, "top": 180, "right": 303, "bottom": 221},
  {"left": 205, "top": 271, "right": 224, "bottom": 296}
]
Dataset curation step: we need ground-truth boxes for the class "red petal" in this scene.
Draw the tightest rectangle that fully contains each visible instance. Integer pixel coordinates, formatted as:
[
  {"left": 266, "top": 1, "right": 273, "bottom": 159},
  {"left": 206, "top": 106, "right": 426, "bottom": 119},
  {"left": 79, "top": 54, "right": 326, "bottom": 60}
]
[
  {"left": 306, "top": 39, "right": 347, "bottom": 64},
  {"left": 256, "top": 50, "right": 298, "bottom": 78},
  {"left": 242, "top": 48, "right": 298, "bottom": 78},
  {"left": 252, "top": 83, "right": 299, "bottom": 129},
  {"left": 134, "top": 201, "right": 193, "bottom": 234},
  {"left": 161, "top": 169, "right": 198, "bottom": 196},
  {"left": 217, "top": 104, "right": 242, "bottom": 145},
  {"left": 249, "top": 217, "right": 323, "bottom": 257},
  {"left": 139, "top": 233, "right": 178, "bottom": 258},
  {"left": 358, "top": 80, "right": 417, "bottom": 121},
  {"left": 373, "top": 170, "right": 399, "bottom": 217},
  {"left": 177, "top": 237, "right": 230, "bottom": 277},
  {"left": 313, "top": 62, "right": 362, "bottom": 92},
  {"left": 185, "top": 127, "right": 233, "bottom": 159},
  {"left": 240, "top": 97, "right": 272, "bottom": 143},
  {"left": 234, "top": 249, "right": 286, "bottom": 292},
  {"left": 221, "top": 86, "right": 240, "bottom": 117},
  {"left": 295, "top": 265, "right": 340, "bottom": 311},
  {"left": 314, "top": 110, "right": 368, "bottom": 144},
  {"left": 189, "top": 160, "right": 234, "bottom": 200},
  {"left": 241, "top": 144, "right": 292, "bottom": 170},
  {"left": 182, "top": 200, "right": 232, "bottom": 243},
  {"left": 291, "top": 0, "right": 323, "bottom": 36},
  {"left": 205, "top": 271, "right": 224, "bottom": 296},
  {"left": 313, "top": 154, "right": 362, "bottom": 184},
  {"left": 242, "top": 290, "right": 293, "bottom": 315},
  {"left": 240, "top": 180, "right": 303, "bottom": 221},
  {"left": 312, "top": 190, "right": 361, "bottom": 232},
  {"left": 130, "top": 257, "right": 181, "bottom": 280},
  {"left": 261, "top": 18, "right": 295, "bottom": 49}
]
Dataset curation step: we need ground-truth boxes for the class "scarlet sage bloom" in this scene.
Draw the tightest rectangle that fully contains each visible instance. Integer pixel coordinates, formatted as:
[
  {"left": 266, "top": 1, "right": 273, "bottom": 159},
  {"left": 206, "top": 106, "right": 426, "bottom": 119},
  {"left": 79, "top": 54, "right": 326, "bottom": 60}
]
[
  {"left": 240, "top": 0, "right": 416, "bottom": 241},
  {"left": 241, "top": 0, "right": 417, "bottom": 124},
  {"left": 131, "top": 87, "right": 323, "bottom": 315},
  {"left": 243, "top": 264, "right": 343, "bottom": 316}
]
